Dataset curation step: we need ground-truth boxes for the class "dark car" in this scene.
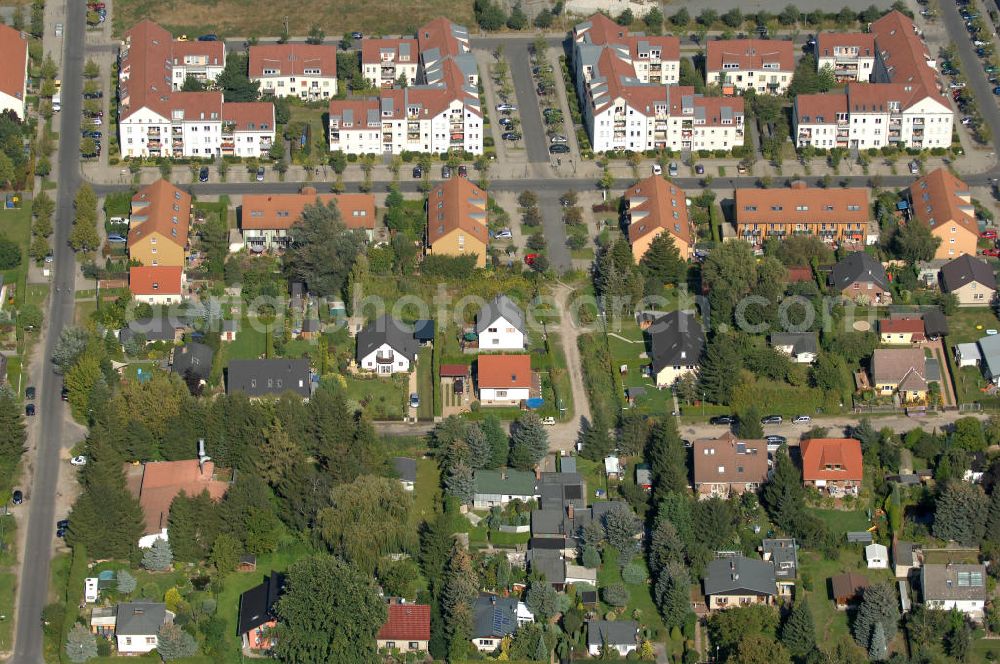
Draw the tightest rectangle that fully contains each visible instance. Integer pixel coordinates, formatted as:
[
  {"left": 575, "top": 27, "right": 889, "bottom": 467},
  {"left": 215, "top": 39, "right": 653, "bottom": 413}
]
[
  {"left": 199, "top": 167, "right": 209, "bottom": 183},
  {"left": 83, "top": 91, "right": 103, "bottom": 100},
  {"left": 549, "top": 144, "right": 570, "bottom": 154},
  {"left": 12, "top": 490, "right": 23, "bottom": 505},
  {"left": 61, "top": 386, "right": 69, "bottom": 401},
  {"left": 197, "top": 34, "right": 219, "bottom": 41},
  {"left": 457, "top": 165, "right": 468, "bottom": 178},
  {"left": 57, "top": 519, "right": 69, "bottom": 530},
  {"left": 695, "top": 164, "right": 705, "bottom": 175},
  {"left": 25, "top": 404, "right": 35, "bottom": 417},
  {"left": 761, "top": 415, "right": 783, "bottom": 425},
  {"left": 501, "top": 132, "right": 521, "bottom": 141},
  {"left": 351, "top": 31, "right": 364, "bottom": 39},
  {"left": 709, "top": 415, "right": 734, "bottom": 425},
  {"left": 765, "top": 435, "right": 787, "bottom": 445},
  {"left": 442, "top": 165, "right": 452, "bottom": 179},
  {"left": 25, "top": 386, "right": 35, "bottom": 400},
  {"left": 412, "top": 165, "right": 423, "bottom": 178},
  {"left": 56, "top": 528, "right": 66, "bottom": 538}
]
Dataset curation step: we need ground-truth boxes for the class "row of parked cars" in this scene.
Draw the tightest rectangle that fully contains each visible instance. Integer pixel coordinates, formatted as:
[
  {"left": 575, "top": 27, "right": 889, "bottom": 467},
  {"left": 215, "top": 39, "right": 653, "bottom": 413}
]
[{"left": 957, "top": 0, "right": 1000, "bottom": 94}]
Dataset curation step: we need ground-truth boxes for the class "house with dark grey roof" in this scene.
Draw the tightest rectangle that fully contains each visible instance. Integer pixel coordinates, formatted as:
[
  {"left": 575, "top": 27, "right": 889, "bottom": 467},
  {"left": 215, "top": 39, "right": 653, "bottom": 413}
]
[
  {"left": 473, "top": 469, "right": 540, "bottom": 509},
  {"left": 471, "top": 594, "right": 534, "bottom": 652},
  {"left": 922, "top": 308, "right": 948, "bottom": 339},
  {"left": 237, "top": 572, "right": 286, "bottom": 652},
  {"left": 703, "top": 556, "right": 777, "bottom": 610},
  {"left": 761, "top": 538, "right": 798, "bottom": 595},
  {"left": 226, "top": 359, "right": 311, "bottom": 399},
  {"left": 528, "top": 548, "right": 566, "bottom": 588},
  {"left": 587, "top": 620, "right": 639, "bottom": 657},
  {"left": 921, "top": 563, "right": 987, "bottom": 618},
  {"left": 115, "top": 602, "right": 174, "bottom": 654},
  {"left": 355, "top": 315, "right": 419, "bottom": 375},
  {"left": 170, "top": 342, "right": 214, "bottom": 383},
  {"left": 476, "top": 295, "right": 526, "bottom": 350},
  {"left": 893, "top": 540, "right": 922, "bottom": 579},
  {"left": 829, "top": 252, "right": 891, "bottom": 304},
  {"left": 119, "top": 316, "right": 190, "bottom": 345},
  {"left": 939, "top": 254, "right": 997, "bottom": 306},
  {"left": 647, "top": 310, "right": 704, "bottom": 387},
  {"left": 392, "top": 457, "right": 417, "bottom": 491},
  {"left": 770, "top": 332, "right": 818, "bottom": 364}
]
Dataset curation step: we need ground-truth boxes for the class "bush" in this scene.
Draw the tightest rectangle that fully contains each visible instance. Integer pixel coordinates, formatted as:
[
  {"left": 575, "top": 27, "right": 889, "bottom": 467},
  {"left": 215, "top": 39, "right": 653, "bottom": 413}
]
[
  {"left": 0, "top": 236, "right": 22, "bottom": 269},
  {"left": 602, "top": 583, "right": 629, "bottom": 607},
  {"left": 622, "top": 562, "right": 648, "bottom": 584}
]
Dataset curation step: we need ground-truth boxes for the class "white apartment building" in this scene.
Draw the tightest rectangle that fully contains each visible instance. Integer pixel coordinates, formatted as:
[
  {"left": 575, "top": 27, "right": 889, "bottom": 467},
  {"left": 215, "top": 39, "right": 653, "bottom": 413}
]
[
  {"left": 119, "top": 21, "right": 274, "bottom": 159},
  {"left": 169, "top": 40, "right": 226, "bottom": 90},
  {"left": 362, "top": 39, "right": 420, "bottom": 88},
  {"left": 328, "top": 18, "right": 482, "bottom": 155},
  {"left": 249, "top": 43, "right": 338, "bottom": 99},
  {"left": 705, "top": 39, "right": 795, "bottom": 95},
  {"left": 795, "top": 12, "right": 953, "bottom": 151},
  {"left": 0, "top": 24, "right": 28, "bottom": 120},
  {"left": 574, "top": 13, "right": 680, "bottom": 86},
  {"left": 815, "top": 33, "right": 876, "bottom": 82}
]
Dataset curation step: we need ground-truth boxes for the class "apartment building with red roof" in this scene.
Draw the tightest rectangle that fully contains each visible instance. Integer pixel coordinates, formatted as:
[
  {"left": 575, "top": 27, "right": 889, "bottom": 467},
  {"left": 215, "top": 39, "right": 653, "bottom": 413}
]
[
  {"left": 249, "top": 43, "right": 338, "bottom": 100},
  {"left": 735, "top": 181, "right": 870, "bottom": 247},
  {"left": 426, "top": 177, "right": 488, "bottom": 267},
  {"left": 240, "top": 187, "right": 376, "bottom": 252},
  {"left": 795, "top": 11, "right": 952, "bottom": 151},
  {"left": 907, "top": 168, "right": 978, "bottom": 260},
  {"left": 361, "top": 39, "right": 420, "bottom": 88},
  {"left": 118, "top": 21, "right": 274, "bottom": 158},
  {"left": 328, "top": 18, "right": 482, "bottom": 156},
  {"left": 623, "top": 176, "right": 693, "bottom": 261},
  {"left": 815, "top": 33, "right": 876, "bottom": 82},
  {"left": 0, "top": 24, "right": 28, "bottom": 120},
  {"left": 705, "top": 39, "right": 796, "bottom": 95},
  {"left": 799, "top": 438, "right": 863, "bottom": 496},
  {"left": 377, "top": 602, "right": 431, "bottom": 654},
  {"left": 128, "top": 179, "right": 191, "bottom": 268}
]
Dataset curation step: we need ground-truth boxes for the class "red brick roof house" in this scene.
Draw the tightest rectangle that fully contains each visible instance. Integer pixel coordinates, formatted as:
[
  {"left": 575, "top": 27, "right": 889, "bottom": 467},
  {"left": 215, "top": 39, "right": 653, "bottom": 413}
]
[
  {"left": 800, "top": 438, "right": 863, "bottom": 497},
  {"left": 377, "top": 603, "right": 431, "bottom": 654}
]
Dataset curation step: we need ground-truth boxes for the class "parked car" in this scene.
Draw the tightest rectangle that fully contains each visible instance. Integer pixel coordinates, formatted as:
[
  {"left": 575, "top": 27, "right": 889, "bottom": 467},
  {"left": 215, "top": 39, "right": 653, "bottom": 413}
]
[
  {"left": 668, "top": 162, "right": 678, "bottom": 177},
  {"left": 549, "top": 134, "right": 568, "bottom": 143},
  {"left": 57, "top": 519, "right": 69, "bottom": 530},
  {"left": 70, "top": 456, "right": 87, "bottom": 466},
  {"left": 107, "top": 234, "right": 126, "bottom": 243},
  {"left": 495, "top": 103, "right": 517, "bottom": 112},
  {"left": 761, "top": 415, "right": 783, "bottom": 425},
  {"left": 498, "top": 117, "right": 514, "bottom": 128},
  {"left": 652, "top": 163, "right": 662, "bottom": 175},
  {"left": 541, "top": 416, "right": 556, "bottom": 425},
  {"left": 442, "top": 165, "right": 452, "bottom": 179},
  {"left": 523, "top": 253, "right": 539, "bottom": 265},
  {"left": 412, "top": 165, "right": 423, "bottom": 178},
  {"left": 25, "top": 386, "right": 35, "bottom": 400},
  {"left": 25, "top": 404, "right": 34, "bottom": 416},
  {"left": 695, "top": 164, "right": 705, "bottom": 175},
  {"left": 409, "top": 393, "right": 420, "bottom": 409},
  {"left": 983, "top": 247, "right": 1000, "bottom": 257},
  {"left": 55, "top": 23, "right": 63, "bottom": 37},
  {"left": 549, "top": 144, "right": 569, "bottom": 154},
  {"left": 792, "top": 415, "right": 812, "bottom": 424},
  {"left": 457, "top": 165, "right": 467, "bottom": 178},
  {"left": 909, "top": 160, "right": 920, "bottom": 174},
  {"left": 709, "top": 415, "right": 734, "bottom": 425},
  {"left": 737, "top": 162, "right": 748, "bottom": 174},
  {"left": 495, "top": 228, "right": 513, "bottom": 239},
  {"left": 502, "top": 132, "right": 521, "bottom": 141},
  {"left": 197, "top": 34, "right": 219, "bottom": 41},
  {"left": 351, "top": 31, "right": 364, "bottom": 39},
  {"left": 61, "top": 386, "right": 69, "bottom": 401},
  {"left": 83, "top": 91, "right": 103, "bottom": 100},
  {"left": 12, "top": 490, "right": 23, "bottom": 505},
  {"left": 980, "top": 230, "right": 997, "bottom": 239},
  {"left": 199, "top": 167, "right": 209, "bottom": 183},
  {"left": 256, "top": 166, "right": 265, "bottom": 182},
  {"left": 765, "top": 435, "right": 787, "bottom": 445}
]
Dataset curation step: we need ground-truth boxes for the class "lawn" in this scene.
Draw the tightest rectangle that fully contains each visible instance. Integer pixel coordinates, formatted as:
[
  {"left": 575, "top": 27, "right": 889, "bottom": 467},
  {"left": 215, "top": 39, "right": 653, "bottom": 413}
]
[
  {"left": 0, "top": 204, "right": 32, "bottom": 308},
  {"left": 807, "top": 507, "right": 873, "bottom": 535},
  {"left": 287, "top": 106, "right": 327, "bottom": 162},
  {"left": 944, "top": 308, "right": 1000, "bottom": 406},
  {"left": 113, "top": 0, "right": 474, "bottom": 56},
  {"left": 605, "top": 320, "right": 672, "bottom": 416},
  {"left": 417, "top": 347, "right": 434, "bottom": 420},
  {"left": 0, "top": 571, "right": 14, "bottom": 652},
  {"left": 222, "top": 318, "right": 267, "bottom": 361},
  {"left": 342, "top": 373, "right": 407, "bottom": 420},
  {"left": 75, "top": 299, "right": 98, "bottom": 326},
  {"left": 597, "top": 548, "right": 665, "bottom": 641},
  {"left": 410, "top": 456, "right": 440, "bottom": 531}
]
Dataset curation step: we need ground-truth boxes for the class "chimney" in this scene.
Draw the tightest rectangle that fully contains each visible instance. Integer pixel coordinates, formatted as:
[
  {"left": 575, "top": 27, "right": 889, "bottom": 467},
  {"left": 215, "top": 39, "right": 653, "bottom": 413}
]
[
  {"left": 535, "top": 468, "right": 541, "bottom": 480},
  {"left": 567, "top": 504, "right": 575, "bottom": 520}
]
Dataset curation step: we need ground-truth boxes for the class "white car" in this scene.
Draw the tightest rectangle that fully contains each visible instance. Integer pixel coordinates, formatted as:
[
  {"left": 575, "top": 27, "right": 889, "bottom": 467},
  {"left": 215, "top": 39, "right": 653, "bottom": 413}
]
[
  {"left": 541, "top": 416, "right": 556, "bottom": 425},
  {"left": 495, "top": 103, "right": 517, "bottom": 112},
  {"left": 495, "top": 228, "right": 513, "bottom": 239},
  {"left": 792, "top": 415, "right": 812, "bottom": 424},
  {"left": 55, "top": 23, "right": 63, "bottom": 37},
  {"left": 652, "top": 163, "right": 662, "bottom": 175},
  {"left": 70, "top": 456, "right": 87, "bottom": 466},
  {"left": 549, "top": 135, "right": 568, "bottom": 144}
]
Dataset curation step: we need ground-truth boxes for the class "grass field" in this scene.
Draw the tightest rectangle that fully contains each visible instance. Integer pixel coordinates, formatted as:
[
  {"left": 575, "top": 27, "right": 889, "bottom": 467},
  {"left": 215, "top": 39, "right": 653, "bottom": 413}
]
[
  {"left": 605, "top": 321, "right": 673, "bottom": 416},
  {"left": 343, "top": 374, "right": 407, "bottom": 420},
  {"left": 113, "top": 0, "right": 474, "bottom": 39},
  {"left": 808, "top": 507, "right": 873, "bottom": 535},
  {"left": 597, "top": 548, "right": 665, "bottom": 641},
  {"left": 0, "top": 571, "right": 14, "bottom": 652}
]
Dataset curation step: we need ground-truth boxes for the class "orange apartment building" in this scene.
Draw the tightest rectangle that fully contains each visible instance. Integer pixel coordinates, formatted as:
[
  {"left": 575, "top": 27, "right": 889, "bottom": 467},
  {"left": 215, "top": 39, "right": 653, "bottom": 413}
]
[
  {"left": 426, "top": 177, "right": 488, "bottom": 267},
  {"left": 623, "top": 175, "right": 693, "bottom": 262},
  {"left": 907, "top": 168, "right": 979, "bottom": 260},
  {"left": 127, "top": 179, "right": 191, "bottom": 268},
  {"left": 735, "top": 181, "right": 870, "bottom": 247},
  {"left": 239, "top": 187, "right": 376, "bottom": 252}
]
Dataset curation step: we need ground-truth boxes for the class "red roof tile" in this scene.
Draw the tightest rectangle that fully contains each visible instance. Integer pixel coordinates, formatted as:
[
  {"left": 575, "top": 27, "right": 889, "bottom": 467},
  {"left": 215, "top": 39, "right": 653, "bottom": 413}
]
[
  {"left": 249, "top": 43, "right": 337, "bottom": 78},
  {"left": 129, "top": 266, "right": 183, "bottom": 295},
  {"left": 800, "top": 438, "right": 863, "bottom": 482},
  {"left": 878, "top": 318, "right": 925, "bottom": 334},
  {"left": 0, "top": 24, "right": 28, "bottom": 103},
  {"left": 222, "top": 101, "right": 275, "bottom": 132},
  {"left": 377, "top": 604, "right": 430, "bottom": 642},
  {"left": 477, "top": 354, "right": 531, "bottom": 388},
  {"left": 241, "top": 188, "right": 375, "bottom": 231},
  {"left": 126, "top": 460, "right": 229, "bottom": 535},
  {"left": 706, "top": 39, "right": 795, "bottom": 73}
]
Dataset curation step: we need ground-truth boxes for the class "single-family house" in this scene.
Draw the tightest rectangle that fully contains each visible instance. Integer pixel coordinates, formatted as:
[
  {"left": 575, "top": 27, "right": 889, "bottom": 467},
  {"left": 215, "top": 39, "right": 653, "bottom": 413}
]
[
  {"left": 704, "top": 556, "right": 777, "bottom": 610},
  {"left": 528, "top": 548, "right": 566, "bottom": 589},
  {"left": 237, "top": 571, "right": 286, "bottom": 652},
  {"left": 170, "top": 342, "right": 214, "bottom": 385},
  {"left": 939, "top": 254, "right": 997, "bottom": 306},
  {"left": 799, "top": 438, "right": 863, "bottom": 496},
  {"left": 907, "top": 168, "right": 979, "bottom": 260},
  {"left": 127, "top": 179, "right": 191, "bottom": 268},
  {"left": 647, "top": 310, "right": 705, "bottom": 387},
  {"left": 829, "top": 252, "right": 891, "bottom": 304},
  {"left": 894, "top": 541, "right": 922, "bottom": 579},
  {"left": 831, "top": 572, "right": 870, "bottom": 609},
  {"left": 472, "top": 469, "right": 540, "bottom": 509},
  {"left": 871, "top": 348, "right": 936, "bottom": 401},
  {"left": 565, "top": 564, "right": 598, "bottom": 586},
  {"left": 476, "top": 354, "right": 532, "bottom": 405},
  {"left": 125, "top": 459, "right": 230, "bottom": 548},
  {"left": 693, "top": 432, "right": 769, "bottom": 499},
  {"left": 866, "top": 543, "right": 889, "bottom": 569},
  {"left": 476, "top": 295, "right": 526, "bottom": 351},
  {"left": 921, "top": 564, "right": 987, "bottom": 618},
  {"left": 636, "top": 463, "right": 652, "bottom": 491},
  {"left": 129, "top": 266, "right": 185, "bottom": 305},
  {"left": 119, "top": 316, "right": 190, "bottom": 346},
  {"left": 471, "top": 594, "right": 534, "bottom": 652},
  {"left": 587, "top": 620, "right": 639, "bottom": 657},
  {"left": 761, "top": 538, "right": 798, "bottom": 596},
  {"left": 226, "top": 359, "right": 311, "bottom": 399},
  {"left": 392, "top": 457, "right": 417, "bottom": 492},
  {"left": 770, "top": 332, "right": 818, "bottom": 364},
  {"left": 356, "top": 315, "right": 419, "bottom": 375},
  {"left": 878, "top": 318, "right": 925, "bottom": 345},
  {"left": 604, "top": 455, "right": 621, "bottom": 479},
  {"left": 115, "top": 602, "right": 174, "bottom": 654},
  {"left": 922, "top": 308, "right": 949, "bottom": 339},
  {"left": 377, "top": 602, "right": 431, "bottom": 654},
  {"left": 426, "top": 177, "right": 488, "bottom": 267}
]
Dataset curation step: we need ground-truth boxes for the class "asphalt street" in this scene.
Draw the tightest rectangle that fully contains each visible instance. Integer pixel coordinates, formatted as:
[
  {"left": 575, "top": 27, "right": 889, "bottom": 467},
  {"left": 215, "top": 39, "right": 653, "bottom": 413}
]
[
  {"left": 537, "top": 190, "right": 572, "bottom": 271},
  {"left": 507, "top": 41, "right": 549, "bottom": 164},
  {"left": 10, "top": 0, "right": 85, "bottom": 660}
]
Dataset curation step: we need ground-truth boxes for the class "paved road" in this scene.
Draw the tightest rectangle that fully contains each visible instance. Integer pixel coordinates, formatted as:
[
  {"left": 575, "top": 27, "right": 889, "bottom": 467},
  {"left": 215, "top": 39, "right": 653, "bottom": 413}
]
[
  {"left": 538, "top": 190, "right": 572, "bottom": 271},
  {"left": 507, "top": 41, "right": 549, "bottom": 164},
  {"left": 10, "top": 0, "right": 84, "bottom": 660}
]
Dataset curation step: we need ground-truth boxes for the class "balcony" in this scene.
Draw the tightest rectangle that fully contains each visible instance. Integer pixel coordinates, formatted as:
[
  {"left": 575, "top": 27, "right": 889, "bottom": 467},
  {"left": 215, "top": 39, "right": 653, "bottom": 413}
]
[
  {"left": 147, "top": 127, "right": 161, "bottom": 136},
  {"left": 912, "top": 119, "right": 925, "bottom": 127},
  {"left": 375, "top": 352, "right": 395, "bottom": 364}
]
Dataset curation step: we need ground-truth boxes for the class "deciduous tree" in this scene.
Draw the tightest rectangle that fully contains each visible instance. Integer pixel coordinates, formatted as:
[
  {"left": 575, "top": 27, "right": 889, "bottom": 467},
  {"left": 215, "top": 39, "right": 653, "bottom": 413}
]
[{"left": 284, "top": 201, "right": 366, "bottom": 297}]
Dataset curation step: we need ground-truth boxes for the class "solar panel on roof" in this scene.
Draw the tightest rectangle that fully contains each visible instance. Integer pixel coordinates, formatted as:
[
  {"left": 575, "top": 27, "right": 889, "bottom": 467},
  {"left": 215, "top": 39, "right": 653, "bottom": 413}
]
[{"left": 565, "top": 485, "right": 583, "bottom": 500}]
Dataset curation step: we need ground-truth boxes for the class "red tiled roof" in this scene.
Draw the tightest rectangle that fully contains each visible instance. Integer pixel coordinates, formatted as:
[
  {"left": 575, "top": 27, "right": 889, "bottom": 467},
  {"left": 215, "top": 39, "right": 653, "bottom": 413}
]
[
  {"left": 171, "top": 40, "right": 224, "bottom": 67},
  {"left": 129, "top": 266, "right": 183, "bottom": 295},
  {"left": 795, "top": 92, "right": 847, "bottom": 124},
  {"left": 126, "top": 460, "right": 229, "bottom": 535},
  {"left": 427, "top": 178, "right": 488, "bottom": 244},
  {"left": 908, "top": 168, "right": 977, "bottom": 236},
  {"left": 377, "top": 604, "right": 430, "bottom": 642},
  {"left": 706, "top": 39, "right": 795, "bottom": 73},
  {"left": 0, "top": 24, "right": 27, "bottom": 102},
  {"left": 800, "top": 438, "right": 863, "bottom": 482},
  {"left": 477, "top": 354, "right": 531, "bottom": 388},
  {"left": 624, "top": 175, "right": 691, "bottom": 248},
  {"left": 878, "top": 318, "right": 925, "bottom": 334},
  {"left": 815, "top": 32, "right": 876, "bottom": 58},
  {"left": 736, "top": 181, "right": 869, "bottom": 226},
  {"left": 249, "top": 43, "right": 337, "bottom": 78},
  {"left": 870, "top": 11, "right": 948, "bottom": 108},
  {"left": 128, "top": 178, "right": 191, "bottom": 250},
  {"left": 417, "top": 17, "right": 469, "bottom": 60},
  {"left": 439, "top": 364, "right": 469, "bottom": 377},
  {"left": 361, "top": 38, "right": 419, "bottom": 65},
  {"left": 241, "top": 188, "right": 375, "bottom": 231},
  {"left": 786, "top": 266, "right": 814, "bottom": 283},
  {"left": 223, "top": 102, "right": 275, "bottom": 132}
]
